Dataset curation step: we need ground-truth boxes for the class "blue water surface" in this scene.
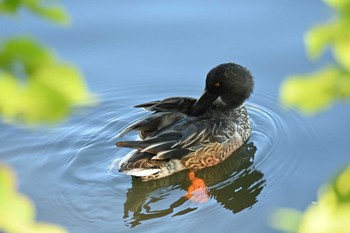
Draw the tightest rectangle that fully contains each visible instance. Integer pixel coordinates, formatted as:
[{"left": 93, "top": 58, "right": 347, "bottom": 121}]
[{"left": 1, "top": 1, "right": 350, "bottom": 233}]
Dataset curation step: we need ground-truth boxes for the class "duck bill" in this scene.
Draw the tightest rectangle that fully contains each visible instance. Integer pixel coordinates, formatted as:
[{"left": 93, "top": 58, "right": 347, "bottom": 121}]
[{"left": 191, "top": 90, "right": 218, "bottom": 116}]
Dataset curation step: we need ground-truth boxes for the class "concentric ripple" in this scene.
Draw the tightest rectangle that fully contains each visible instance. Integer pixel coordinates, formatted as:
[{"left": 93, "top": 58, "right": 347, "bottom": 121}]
[
  {"left": 106, "top": 89, "right": 311, "bottom": 228},
  {"left": 247, "top": 92, "right": 311, "bottom": 186},
  {"left": 0, "top": 87, "right": 315, "bottom": 233}
]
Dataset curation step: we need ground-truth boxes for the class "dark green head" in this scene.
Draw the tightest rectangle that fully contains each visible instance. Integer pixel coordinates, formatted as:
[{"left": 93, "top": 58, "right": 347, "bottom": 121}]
[{"left": 192, "top": 63, "right": 254, "bottom": 116}]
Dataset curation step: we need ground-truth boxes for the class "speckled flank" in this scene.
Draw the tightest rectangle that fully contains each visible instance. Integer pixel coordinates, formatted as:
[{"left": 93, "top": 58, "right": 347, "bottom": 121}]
[
  {"left": 184, "top": 106, "right": 250, "bottom": 170},
  {"left": 183, "top": 133, "right": 243, "bottom": 170},
  {"left": 139, "top": 105, "right": 251, "bottom": 180}
]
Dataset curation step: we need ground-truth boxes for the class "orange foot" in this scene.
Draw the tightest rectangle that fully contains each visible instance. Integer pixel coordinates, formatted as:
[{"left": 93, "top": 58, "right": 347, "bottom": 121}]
[{"left": 185, "top": 171, "right": 209, "bottom": 203}]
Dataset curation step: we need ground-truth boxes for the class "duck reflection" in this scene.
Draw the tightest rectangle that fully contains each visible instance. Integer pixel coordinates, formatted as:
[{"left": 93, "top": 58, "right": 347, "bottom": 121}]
[{"left": 122, "top": 142, "right": 265, "bottom": 227}]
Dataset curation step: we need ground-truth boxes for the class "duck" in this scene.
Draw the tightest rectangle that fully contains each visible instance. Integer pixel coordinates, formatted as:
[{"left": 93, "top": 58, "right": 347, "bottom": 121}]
[{"left": 116, "top": 62, "right": 254, "bottom": 181}]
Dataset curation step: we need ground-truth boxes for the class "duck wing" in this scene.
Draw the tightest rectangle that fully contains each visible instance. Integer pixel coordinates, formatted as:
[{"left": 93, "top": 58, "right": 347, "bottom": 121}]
[
  {"left": 118, "top": 97, "right": 197, "bottom": 138},
  {"left": 117, "top": 118, "right": 224, "bottom": 161},
  {"left": 118, "top": 111, "right": 185, "bottom": 138},
  {"left": 116, "top": 96, "right": 230, "bottom": 170},
  {"left": 135, "top": 97, "right": 197, "bottom": 114}
]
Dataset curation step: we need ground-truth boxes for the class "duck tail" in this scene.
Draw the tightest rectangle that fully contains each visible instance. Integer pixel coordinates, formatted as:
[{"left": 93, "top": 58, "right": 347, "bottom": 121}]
[{"left": 116, "top": 151, "right": 161, "bottom": 177}]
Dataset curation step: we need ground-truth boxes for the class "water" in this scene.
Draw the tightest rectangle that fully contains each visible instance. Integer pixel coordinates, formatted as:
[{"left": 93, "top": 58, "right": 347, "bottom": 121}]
[{"left": 1, "top": 1, "right": 350, "bottom": 233}]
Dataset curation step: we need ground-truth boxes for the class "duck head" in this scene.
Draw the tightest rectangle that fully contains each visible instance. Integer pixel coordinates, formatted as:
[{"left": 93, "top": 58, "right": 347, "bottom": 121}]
[{"left": 191, "top": 63, "right": 254, "bottom": 116}]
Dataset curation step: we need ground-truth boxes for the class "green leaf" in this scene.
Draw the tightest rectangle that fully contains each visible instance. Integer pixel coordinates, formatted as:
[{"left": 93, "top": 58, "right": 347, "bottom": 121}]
[
  {"left": 0, "top": 164, "right": 69, "bottom": 233},
  {"left": 25, "top": 3, "right": 70, "bottom": 25},
  {"left": 283, "top": 0, "right": 350, "bottom": 115},
  {"left": 298, "top": 165, "right": 350, "bottom": 233},
  {"left": 305, "top": 23, "right": 336, "bottom": 60},
  {"left": 280, "top": 67, "right": 350, "bottom": 114},
  {"left": 0, "top": 37, "right": 54, "bottom": 75},
  {"left": 333, "top": 34, "right": 350, "bottom": 71},
  {"left": 324, "top": 0, "right": 350, "bottom": 14},
  {"left": 31, "top": 64, "right": 93, "bottom": 105},
  {"left": 23, "top": 78, "right": 71, "bottom": 122},
  {"left": 0, "top": 72, "right": 28, "bottom": 121},
  {"left": 272, "top": 165, "right": 350, "bottom": 233},
  {"left": 270, "top": 208, "right": 303, "bottom": 233},
  {"left": 0, "top": 66, "right": 94, "bottom": 123},
  {"left": 0, "top": 0, "right": 70, "bottom": 25},
  {"left": 0, "top": 0, "right": 23, "bottom": 13},
  {"left": 0, "top": 163, "right": 17, "bottom": 199},
  {"left": 0, "top": 38, "right": 95, "bottom": 124}
]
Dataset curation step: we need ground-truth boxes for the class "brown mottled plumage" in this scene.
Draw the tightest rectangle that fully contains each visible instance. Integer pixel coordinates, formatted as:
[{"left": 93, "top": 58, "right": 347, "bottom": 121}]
[{"left": 116, "top": 63, "right": 254, "bottom": 180}]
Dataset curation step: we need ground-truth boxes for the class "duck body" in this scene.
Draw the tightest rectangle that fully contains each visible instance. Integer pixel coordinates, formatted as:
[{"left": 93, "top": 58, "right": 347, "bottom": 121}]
[{"left": 116, "top": 63, "right": 254, "bottom": 180}]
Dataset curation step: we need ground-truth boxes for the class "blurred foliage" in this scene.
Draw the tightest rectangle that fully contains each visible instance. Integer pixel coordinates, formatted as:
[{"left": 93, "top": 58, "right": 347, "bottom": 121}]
[
  {"left": 0, "top": 38, "right": 94, "bottom": 123},
  {"left": 0, "top": 164, "right": 68, "bottom": 233},
  {"left": 278, "top": 1, "right": 350, "bottom": 231},
  {"left": 271, "top": 164, "right": 350, "bottom": 233},
  {"left": 0, "top": 0, "right": 70, "bottom": 25},
  {"left": 1, "top": 1, "right": 91, "bottom": 232},
  {"left": 0, "top": 0, "right": 95, "bottom": 124},
  {"left": 280, "top": 0, "right": 350, "bottom": 114}
]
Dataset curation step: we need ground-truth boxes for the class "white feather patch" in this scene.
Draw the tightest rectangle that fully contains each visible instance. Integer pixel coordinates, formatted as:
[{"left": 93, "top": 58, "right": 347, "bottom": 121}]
[
  {"left": 116, "top": 150, "right": 161, "bottom": 177},
  {"left": 122, "top": 168, "right": 161, "bottom": 177}
]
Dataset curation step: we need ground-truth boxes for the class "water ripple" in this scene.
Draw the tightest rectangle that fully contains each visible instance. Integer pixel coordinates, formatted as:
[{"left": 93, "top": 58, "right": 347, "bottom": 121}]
[
  {"left": 0, "top": 87, "right": 317, "bottom": 233},
  {"left": 107, "top": 89, "right": 311, "bottom": 228}
]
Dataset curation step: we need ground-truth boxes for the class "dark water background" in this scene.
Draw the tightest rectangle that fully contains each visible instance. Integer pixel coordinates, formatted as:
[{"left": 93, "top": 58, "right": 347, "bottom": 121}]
[{"left": 1, "top": 1, "right": 350, "bottom": 233}]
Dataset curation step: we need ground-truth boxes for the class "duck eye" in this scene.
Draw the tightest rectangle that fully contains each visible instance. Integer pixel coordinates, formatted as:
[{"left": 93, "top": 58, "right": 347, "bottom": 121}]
[{"left": 214, "top": 82, "right": 220, "bottom": 87}]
